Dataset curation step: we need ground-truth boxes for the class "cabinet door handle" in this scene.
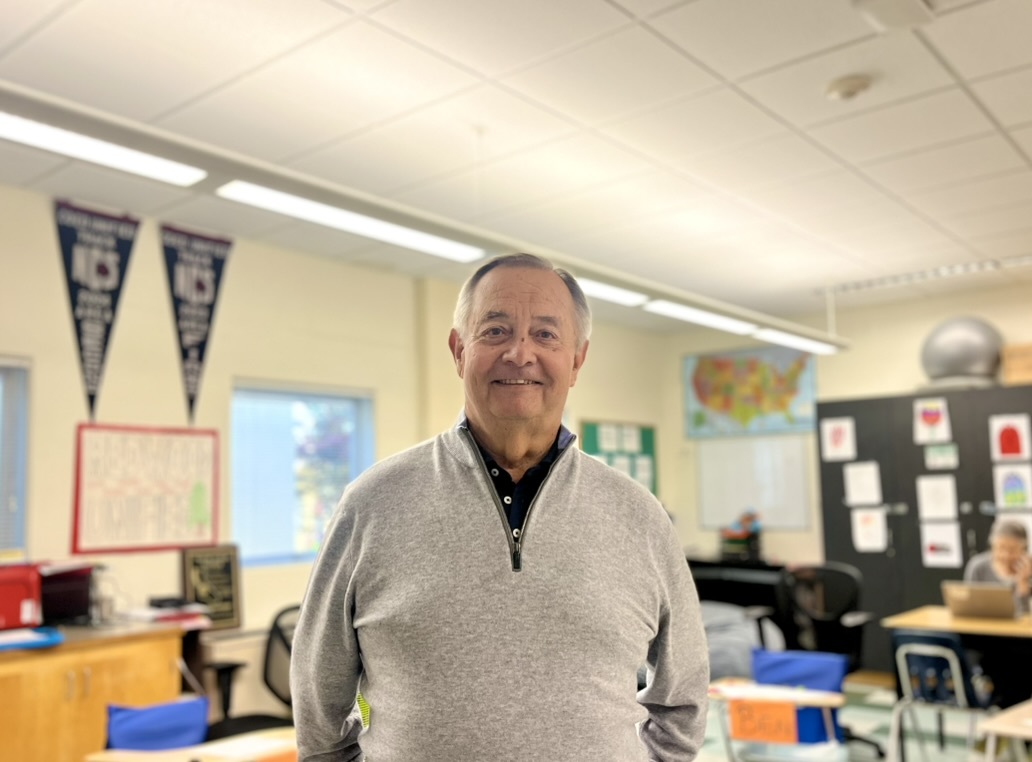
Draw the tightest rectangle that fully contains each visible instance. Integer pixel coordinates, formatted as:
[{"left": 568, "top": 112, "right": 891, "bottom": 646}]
[
  {"left": 82, "top": 666, "right": 92, "bottom": 697},
  {"left": 66, "top": 670, "right": 76, "bottom": 701}
]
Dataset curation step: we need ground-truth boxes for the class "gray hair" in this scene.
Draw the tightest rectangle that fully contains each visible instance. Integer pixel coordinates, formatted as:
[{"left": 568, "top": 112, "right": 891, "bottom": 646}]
[
  {"left": 990, "top": 517, "right": 1028, "bottom": 545},
  {"left": 453, "top": 253, "right": 592, "bottom": 348}
]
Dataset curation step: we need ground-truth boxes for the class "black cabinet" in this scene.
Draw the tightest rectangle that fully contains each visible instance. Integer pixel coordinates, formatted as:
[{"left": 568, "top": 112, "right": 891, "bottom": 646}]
[{"left": 817, "top": 385, "right": 1032, "bottom": 671}]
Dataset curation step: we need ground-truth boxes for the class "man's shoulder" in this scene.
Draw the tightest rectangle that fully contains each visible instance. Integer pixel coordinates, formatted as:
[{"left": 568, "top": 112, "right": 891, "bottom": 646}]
[{"left": 344, "top": 430, "right": 469, "bottom": 492}]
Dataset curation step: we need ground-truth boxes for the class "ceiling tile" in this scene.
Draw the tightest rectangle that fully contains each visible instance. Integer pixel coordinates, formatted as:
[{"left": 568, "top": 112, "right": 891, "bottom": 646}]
[
  {"left": 0, "top": 0, "right": 347, "bottom": 121},
  {"left": 741, "top": 170, "right": 890, "bottom": 220},
  {"left": 287, "top": 85, "right": 576, "bottom": 194},
  {"left": 649, "top": 0, "right": 872, "bottom": 81},
  {"left": 482, "top": 169, "right": 717, "bottom": 244},
  {"left": 810, "top": 88, "right": 995, "bottom": 163},
  {"left": 0, "top": 142, "right": 67, "bottom": 186},
  {"left": 371, "top": 0, "right": 629, "bottom": 75},
  {"left": 1013, "top": 124, "right": 1032, "bottom": 156},
  {"left": 28, "top": 163, "right": 192, "bottom": 216},
  {"left": 608, "top": 0, "right": 686, "bottom": 18},
  {"left": 907, "top": 170, "right": 1032, "bottom": 217},
  {"left": 861, "top": 134, "right": 1026, "bottom": 194},
  {"left": 972, "top": 66, "right": 1032, "bottom": 127},
  {"left": 942, "top": 200, "right": 1032, "bottom": 238},
  {"left": 924, "top": 0, "right": 1032, "bottom": 79},
  {"left": 970, "top": 226, "right": 1032, "bottom": 258},
  {"left": 502, "top": 26, "right": 717, "bottom": 124},
  {"left": 681, "top": 133, "right": 840, "bottom": 191},
  {"left": 0, "top": 0, "right": 69, "bottom": 51},
  {"left": 600, "top": 88, "right": 785, "bottom": 161},
  {"left": 394, "top": 132, "right": 652, "bottom": 220},
  {"left": 740, "top": 33, "right": 953, "bottom": 126},
  {"left": 157, "top": 20, "right": 477, "bottom": 163}
]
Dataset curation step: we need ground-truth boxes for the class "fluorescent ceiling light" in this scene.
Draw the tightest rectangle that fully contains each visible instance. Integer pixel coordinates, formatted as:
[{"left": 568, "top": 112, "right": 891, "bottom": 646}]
[
  {"left": 217, "top": 180, "right": 485, "bottom": 263},
  {"left": 753, "top": 328, "right": 837, "bottom": 355},
  {"left": 0, "top": 112, "right": 206, "bottom": 186},
  {"left": 643, "top": 299, "right": 757, "bottom": 335},
  {"left": 577, "top": 278, "right": 648, "bottom": 307}
]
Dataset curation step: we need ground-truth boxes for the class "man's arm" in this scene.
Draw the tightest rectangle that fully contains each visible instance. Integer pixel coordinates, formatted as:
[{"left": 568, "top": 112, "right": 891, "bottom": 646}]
[
  {"left": 637, "top": 526, "right": 710, "bottom": 761},
  {"left": 291, "top": 505, "right": 364, "bottom": 761}
]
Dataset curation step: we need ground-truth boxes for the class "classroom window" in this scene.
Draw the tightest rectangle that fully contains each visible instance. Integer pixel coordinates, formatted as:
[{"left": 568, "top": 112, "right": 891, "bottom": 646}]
[
  {"left": 230, "top": 387, "right": 374, "bottom": 566},
  {"left": 0, "top": 366, "right": 29, "bottom": 554}
]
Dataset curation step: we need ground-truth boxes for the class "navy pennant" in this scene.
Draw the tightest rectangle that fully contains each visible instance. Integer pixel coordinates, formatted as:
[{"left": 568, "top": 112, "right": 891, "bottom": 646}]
[
  {"left": 161, "top": 225, "right": 232, "bottom": 423},
  {"left": 55, "top": 200, "right": 139, "bottom": 420}
]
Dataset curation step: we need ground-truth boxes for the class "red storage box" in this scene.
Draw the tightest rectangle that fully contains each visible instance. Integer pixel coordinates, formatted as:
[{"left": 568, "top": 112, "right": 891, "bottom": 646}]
[{"left": 0, "top": 563, "right": 42, "bottom": 630}]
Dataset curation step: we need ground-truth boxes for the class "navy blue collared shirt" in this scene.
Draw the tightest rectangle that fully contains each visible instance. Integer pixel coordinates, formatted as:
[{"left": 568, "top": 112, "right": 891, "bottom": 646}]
[
  {"left": 478, "top": 436, "right": 560, "bottom": 531},
  {"left": 458, "top": 418, "right": 573, "bottom": 532}
]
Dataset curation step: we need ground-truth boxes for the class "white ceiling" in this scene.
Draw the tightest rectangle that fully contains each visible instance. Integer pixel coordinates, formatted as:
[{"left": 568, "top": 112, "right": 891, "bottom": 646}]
[{"left": 1, "top": 0, "right": 1031, "bottom": 333}]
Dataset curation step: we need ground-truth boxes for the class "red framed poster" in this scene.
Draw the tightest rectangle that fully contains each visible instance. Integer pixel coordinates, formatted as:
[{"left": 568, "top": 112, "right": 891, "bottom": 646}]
[{"left": 72, "top": 423, "right": 219, "bottom": 554}]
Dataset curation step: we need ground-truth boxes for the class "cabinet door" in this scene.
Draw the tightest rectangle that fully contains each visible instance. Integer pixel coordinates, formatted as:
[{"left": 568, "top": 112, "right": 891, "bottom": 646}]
[
  {"left": 0, "top": 657, "right": 45, "bottom": 761},
  {"left": 22, "top": 652, "right": 80, "bottom": 762},
  {"left": 105, "top": 635, "right": 181, "bottom": 706}
]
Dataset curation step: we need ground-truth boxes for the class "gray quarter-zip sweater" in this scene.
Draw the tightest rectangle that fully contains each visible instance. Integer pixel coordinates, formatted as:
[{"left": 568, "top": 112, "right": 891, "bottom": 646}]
[{"left": 291, "top": 427, "right": 709, "bottom": 761}]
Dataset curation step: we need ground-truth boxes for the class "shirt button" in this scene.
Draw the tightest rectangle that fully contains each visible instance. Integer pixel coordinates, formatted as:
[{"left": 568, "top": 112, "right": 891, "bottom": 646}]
[
  {"left": 491, "top": 468, "right": 499, "bottom": 476},
  {"left": 503, "top": 496, "right": 512, "bottom": 504}
]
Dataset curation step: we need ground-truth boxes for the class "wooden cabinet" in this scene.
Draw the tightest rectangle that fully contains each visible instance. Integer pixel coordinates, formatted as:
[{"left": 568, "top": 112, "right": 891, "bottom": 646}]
[{"left": 0, "top": 624, "right": 181, "bottom": 762}]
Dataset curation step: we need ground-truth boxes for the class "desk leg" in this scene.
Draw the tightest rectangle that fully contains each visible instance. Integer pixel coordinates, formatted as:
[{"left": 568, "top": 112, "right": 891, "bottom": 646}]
[
  {"left": 986, "top": 734, "right": 997, "bottom": 762},
  {"left": 181, "top": 629, "right": 205, "bottom": 693}
]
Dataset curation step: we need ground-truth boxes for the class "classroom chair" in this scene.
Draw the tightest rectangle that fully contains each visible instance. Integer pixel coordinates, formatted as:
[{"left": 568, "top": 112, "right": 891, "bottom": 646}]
[
  {"left": 887, "top": 629, "right": 1014, "bottom": 762},
  {"left": 105, "top": 695, "right": 209, "bottom": 750},
  {"left": 206, "top": 604, "right": 298, "bottom": 740},
  {"left": 775, "top": 562, "right": 885, "bottom": 757},
  {"left": 713, "top": 649, "right": 849, "bottom": 761}
]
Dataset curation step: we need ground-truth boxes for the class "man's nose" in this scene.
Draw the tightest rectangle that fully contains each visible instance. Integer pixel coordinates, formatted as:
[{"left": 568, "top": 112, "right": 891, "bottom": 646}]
[{"left": 502, "top": 335, "right": 534, "bottom": 364}]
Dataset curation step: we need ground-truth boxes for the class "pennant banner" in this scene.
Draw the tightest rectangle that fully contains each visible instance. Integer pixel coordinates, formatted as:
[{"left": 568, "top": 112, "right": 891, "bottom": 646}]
[
  {"left": 55, "top": 200, "right": 139, "bottom": 419},
  {"left": 161, "top": 225, "right": 232, "bottom": 422}
]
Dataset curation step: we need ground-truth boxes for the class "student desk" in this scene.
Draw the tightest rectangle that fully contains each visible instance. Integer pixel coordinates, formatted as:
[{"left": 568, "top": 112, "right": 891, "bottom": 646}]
[
  {"left": 708, "top": 678, "right": 846, "bottom": 762},
  {"left": 979, "top": 699, "right": 1032, "bottom": 761},
  {"left": 881, "top": 605, "right": 1032, "bottom": 638},
  {"left": 83, "top": 727, "right": 296, "bottom": 762}
]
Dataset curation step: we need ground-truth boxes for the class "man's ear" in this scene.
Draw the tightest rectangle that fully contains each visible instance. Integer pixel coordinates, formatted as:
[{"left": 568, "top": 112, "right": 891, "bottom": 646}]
[
  {"left": 448, "top": 329, "right": 465, "bottom": 378},
  {"left": 569, "top": 340, "right": 589, "bottom": 387}
]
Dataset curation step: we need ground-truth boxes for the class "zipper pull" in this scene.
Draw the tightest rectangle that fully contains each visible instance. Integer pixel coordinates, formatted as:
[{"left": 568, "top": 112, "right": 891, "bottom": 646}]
[{"left": 512, "top": 528, "right": 522, "bottom": 571}]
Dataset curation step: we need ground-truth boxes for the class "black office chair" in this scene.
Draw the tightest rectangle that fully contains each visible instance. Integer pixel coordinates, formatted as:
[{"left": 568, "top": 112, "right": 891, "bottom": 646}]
[
  {"left": 206, "top": 604, "right": 299, "bottom": 740},
  {"left": 777, "top": 562, "right": 885, "bottom": 758}
]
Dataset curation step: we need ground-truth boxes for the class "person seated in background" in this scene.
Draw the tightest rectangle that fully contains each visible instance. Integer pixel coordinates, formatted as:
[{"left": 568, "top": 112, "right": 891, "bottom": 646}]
[
  {"left": 964, "top": 516, "right": 1031, "bottom": 611},
  {"left": 963, "top": 517, "right": 1032, "bottom": 709}
]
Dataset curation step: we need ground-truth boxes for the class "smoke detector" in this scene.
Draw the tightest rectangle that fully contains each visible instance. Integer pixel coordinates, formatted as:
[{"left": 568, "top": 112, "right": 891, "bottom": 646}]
[{"left": 825, "top": 74, "right": 873, "bottom": 101}]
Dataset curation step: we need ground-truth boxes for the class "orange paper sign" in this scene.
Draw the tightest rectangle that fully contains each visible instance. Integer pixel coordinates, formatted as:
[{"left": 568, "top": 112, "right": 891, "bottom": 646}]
[{"left": 728, "top": 700, "right": 798, "bottom": 744}]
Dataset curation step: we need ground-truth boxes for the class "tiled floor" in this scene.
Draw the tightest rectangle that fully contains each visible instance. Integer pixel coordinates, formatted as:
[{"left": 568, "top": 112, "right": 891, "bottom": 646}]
[{"left": 697, "top": 681, "right": 1020, "bottom": 761}]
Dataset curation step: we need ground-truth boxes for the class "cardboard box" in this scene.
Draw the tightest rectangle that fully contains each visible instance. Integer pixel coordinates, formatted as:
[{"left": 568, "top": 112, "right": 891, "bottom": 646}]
[{"left": 1002, "top": 344, "right": 1032, "bottom": 385}]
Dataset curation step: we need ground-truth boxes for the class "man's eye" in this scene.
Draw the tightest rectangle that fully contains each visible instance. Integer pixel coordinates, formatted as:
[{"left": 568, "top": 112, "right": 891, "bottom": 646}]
[
  {"left": 484, "top": 327, "right": 505, "bottom": 337},
  {"left": 539, "top": 331, "right": 557, "bottom": 340}
]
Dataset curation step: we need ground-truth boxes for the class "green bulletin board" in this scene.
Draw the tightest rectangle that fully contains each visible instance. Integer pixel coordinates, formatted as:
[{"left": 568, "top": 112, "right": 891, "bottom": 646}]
[{"left": 580, "top": 421, "right": 657, "bottom": 494}]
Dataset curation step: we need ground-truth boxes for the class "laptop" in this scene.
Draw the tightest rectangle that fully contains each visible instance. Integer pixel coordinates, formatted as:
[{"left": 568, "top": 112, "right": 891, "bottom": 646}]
[{"left": 941, "top": 580, "right": 1017, "bottom": 619}]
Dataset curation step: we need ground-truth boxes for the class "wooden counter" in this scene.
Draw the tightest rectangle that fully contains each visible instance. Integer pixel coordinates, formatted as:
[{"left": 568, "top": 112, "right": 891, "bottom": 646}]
[{"left": 0, "top": 623, "right": 182, "bottom": 762}]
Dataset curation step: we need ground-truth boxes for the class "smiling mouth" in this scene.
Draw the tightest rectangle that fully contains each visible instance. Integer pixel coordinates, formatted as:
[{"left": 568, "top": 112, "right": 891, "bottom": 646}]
[{"left": 494, "top": 379, "right": 540, "bottom": 385}]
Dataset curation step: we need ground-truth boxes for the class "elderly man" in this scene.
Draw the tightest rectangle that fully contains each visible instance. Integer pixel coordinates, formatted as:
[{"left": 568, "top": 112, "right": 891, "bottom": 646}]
[{"left": 291, "top": 253, "right": 708, "bottom": 761}]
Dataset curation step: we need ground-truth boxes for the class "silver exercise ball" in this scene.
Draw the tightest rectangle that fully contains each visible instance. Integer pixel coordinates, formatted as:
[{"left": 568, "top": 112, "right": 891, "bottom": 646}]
[{"left": 921, "top": 316, "right": 1002, "bottom": 381}]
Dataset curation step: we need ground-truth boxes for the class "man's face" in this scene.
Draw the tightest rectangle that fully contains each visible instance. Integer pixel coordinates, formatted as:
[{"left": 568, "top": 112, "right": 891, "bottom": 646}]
[
  {"left": 991, "top": 534, "right": 1027, "bottom": 574},
  {"left": 449, "top": 266, "right": 588, "bottom": 435}
]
